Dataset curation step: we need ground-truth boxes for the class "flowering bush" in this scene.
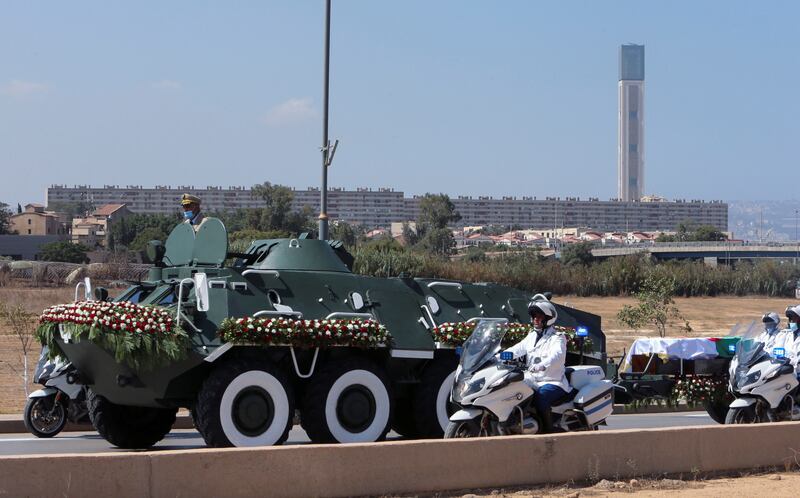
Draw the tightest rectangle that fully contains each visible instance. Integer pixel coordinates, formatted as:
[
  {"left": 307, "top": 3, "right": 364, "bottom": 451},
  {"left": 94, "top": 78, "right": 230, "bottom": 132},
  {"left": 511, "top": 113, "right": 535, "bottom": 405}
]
[
  {"left": 218, "top": 317, "right": 391, "bottom": 348},
  {"left": 431, "top": 321, "right": 593, "bottom": 352},
  {"left": 35, "top": 301, "right": 188, "bottom": 370},
  {"left": 671, "top": 375, "right": 731, "bottom": 406}
]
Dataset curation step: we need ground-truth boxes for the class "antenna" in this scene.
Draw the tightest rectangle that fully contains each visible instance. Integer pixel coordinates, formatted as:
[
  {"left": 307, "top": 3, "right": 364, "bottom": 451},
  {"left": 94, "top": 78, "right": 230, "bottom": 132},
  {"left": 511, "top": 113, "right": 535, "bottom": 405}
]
[{"left": 318, "top": 0, "right": 338, "bottom": 240}]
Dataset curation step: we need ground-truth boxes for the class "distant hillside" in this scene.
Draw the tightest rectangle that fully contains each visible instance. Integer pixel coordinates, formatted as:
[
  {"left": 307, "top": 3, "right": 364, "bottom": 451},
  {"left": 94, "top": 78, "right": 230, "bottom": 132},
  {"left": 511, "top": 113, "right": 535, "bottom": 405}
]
[{"left": 728, "top": 200, "right": 800, "bottom": 241}]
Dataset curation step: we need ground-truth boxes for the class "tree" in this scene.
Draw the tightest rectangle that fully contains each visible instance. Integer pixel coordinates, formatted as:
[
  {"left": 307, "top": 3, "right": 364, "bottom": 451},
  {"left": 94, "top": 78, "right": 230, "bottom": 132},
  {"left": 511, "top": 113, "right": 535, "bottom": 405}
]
[
  {"left": 657, "top": 221, "right": 727, "bottom": 243},
  {"left": 251, "top": 182, "right": 296, "bottom": 231},
  {"left": 330, "top": 221, "right": 360, "bottom": 248},
  {"left": 47, "top": 200, "right": 95, "bottom": 217},
  {"left": 129, "top": 227, "right": 169, "bottom": 252},
  {"left": 417, "top": 193, "right": 461, "bottom": 232},
  {"left": 617, "top": 276, "right": 692, "bottom": 338},
  {"left": 16, "top": 203, "right": 22, "bottom": 214},
  {"left": 39, "top": 241, "right": 90, "bottom": 263},
  {"left": 0, "top": 202, "right": 13, "bottom": 234},
  {"left": 419, "top": 227, "right": 457, "bottom": 256},
  {"left": 0, "top": 303, "right": 37, "bottom": 396},
  {"left": 110, "top": 213, "right": 178, "bottom": 249},
  {"left": 561, "top": 241, "right": 595, "bottom": 266},
  {"left": 415, "top": 194, "right": 461, "bottom": 256}
]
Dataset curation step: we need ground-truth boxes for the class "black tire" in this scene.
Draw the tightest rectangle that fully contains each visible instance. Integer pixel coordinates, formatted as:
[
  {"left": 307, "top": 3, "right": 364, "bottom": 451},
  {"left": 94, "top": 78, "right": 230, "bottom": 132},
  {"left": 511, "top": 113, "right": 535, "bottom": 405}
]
[
  {"left": 391, "top": 397, "right": 418, "bottom": 438},
  {"left": 195, "top": 358, "right": 294, "bottom": 448},
  {"left": 301, "top": 357, "right": 392, "bottom": 444},
  {"left": 412, "top": 358, "right": 458, "bottom": 439},
  {"left": 24, "top": 395, "right": 67, "bottom": 438},
  {"left": 444, "top": 418, "right": 481, "bottom": 438},
  {"left": 704, "top": 400, "right": 730, "bottom": 425},
  {"left": 87, "top": 390, "right": 177, "bottom": 449},
  {"left": 725, "top": 405, "right": 756, "bottom": 424}
]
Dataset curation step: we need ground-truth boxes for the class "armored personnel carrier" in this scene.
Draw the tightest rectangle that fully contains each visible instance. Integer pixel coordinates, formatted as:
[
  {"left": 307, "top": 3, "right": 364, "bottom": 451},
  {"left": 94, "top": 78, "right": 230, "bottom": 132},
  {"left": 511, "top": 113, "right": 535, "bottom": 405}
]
[{"left": 52, "top": 219, "right": 606, "bottom": 448}]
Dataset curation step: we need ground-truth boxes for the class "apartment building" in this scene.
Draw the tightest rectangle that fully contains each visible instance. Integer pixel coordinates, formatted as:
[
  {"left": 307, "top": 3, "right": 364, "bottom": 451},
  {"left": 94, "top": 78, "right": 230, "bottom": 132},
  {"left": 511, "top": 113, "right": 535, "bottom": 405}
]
[{"left": 47, "top": 185, "right": 728, "bottom": 232}]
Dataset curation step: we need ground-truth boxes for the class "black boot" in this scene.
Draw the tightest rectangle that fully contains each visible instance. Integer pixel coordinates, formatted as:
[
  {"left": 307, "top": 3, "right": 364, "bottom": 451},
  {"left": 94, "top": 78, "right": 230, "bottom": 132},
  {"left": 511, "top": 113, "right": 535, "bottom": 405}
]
[{"left": 539, "top": 407, "right": 554, "bottom": 434}]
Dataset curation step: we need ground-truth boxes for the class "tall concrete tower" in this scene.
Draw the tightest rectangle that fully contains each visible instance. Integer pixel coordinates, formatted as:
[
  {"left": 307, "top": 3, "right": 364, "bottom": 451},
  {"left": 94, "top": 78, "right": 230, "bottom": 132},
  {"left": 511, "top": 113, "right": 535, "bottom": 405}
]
[{"left": 618, "top": 44, "right": 645, "bottom": 201}]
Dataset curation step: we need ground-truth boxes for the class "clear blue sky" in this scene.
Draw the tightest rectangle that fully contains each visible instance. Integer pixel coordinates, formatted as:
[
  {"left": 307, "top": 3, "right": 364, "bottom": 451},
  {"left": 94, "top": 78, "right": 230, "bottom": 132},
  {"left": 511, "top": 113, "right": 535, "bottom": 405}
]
[{"left": 1, "top": 1, "right": 798, "bottom": 207}]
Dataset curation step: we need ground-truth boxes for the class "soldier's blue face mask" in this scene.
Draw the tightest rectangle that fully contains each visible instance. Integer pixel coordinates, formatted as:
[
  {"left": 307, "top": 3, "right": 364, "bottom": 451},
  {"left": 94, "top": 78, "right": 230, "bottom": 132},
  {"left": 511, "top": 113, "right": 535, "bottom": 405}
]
[
  {"left": 791, "top": 322, "right": 799, "bottom": 332},
  {"left": 183, "top": 210, "right": 195, "bottom": 221}
]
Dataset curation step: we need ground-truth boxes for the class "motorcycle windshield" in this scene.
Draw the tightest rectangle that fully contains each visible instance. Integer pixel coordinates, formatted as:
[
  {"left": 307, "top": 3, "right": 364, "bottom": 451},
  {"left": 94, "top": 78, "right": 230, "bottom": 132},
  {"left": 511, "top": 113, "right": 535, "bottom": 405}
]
[
  {"left": 734, "top": 326, "right": 767, "bottom": 366},
  {"left": 460, "top": 320, "right": 508, "bottom": 374}
]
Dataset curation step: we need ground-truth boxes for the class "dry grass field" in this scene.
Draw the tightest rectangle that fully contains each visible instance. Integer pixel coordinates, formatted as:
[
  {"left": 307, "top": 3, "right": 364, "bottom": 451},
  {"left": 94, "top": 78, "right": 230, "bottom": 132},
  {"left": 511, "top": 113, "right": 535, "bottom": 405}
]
[{"left": 0, "top": 285, "right": 793, "bottom": 412}]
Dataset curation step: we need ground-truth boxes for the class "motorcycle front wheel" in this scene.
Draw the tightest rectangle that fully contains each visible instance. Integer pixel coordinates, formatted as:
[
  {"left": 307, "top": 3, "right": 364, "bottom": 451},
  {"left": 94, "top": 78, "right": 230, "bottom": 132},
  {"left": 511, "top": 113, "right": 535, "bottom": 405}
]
[
  {"left": 724, "top": 405, "right": 756, "bottom": 424},
  {"left": 24, "top": 395, "right": 68, "bottom": 438},
  {"left": 444, "top": 417, "right": 491, "bottom": 438}
]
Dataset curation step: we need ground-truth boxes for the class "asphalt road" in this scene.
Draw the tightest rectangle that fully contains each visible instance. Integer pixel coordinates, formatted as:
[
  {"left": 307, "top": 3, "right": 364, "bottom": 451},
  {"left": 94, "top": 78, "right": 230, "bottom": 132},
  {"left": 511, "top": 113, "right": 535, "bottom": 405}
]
[{"left": 0, "top": 412, "right": 715, "bottom": 456}]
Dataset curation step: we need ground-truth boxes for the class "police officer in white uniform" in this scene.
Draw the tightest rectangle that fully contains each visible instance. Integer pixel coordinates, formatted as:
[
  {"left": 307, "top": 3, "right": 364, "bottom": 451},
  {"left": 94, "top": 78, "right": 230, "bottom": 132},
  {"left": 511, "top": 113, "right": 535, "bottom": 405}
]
[{"left": 503, "top": 298, "right": 568, "bottom": 433}]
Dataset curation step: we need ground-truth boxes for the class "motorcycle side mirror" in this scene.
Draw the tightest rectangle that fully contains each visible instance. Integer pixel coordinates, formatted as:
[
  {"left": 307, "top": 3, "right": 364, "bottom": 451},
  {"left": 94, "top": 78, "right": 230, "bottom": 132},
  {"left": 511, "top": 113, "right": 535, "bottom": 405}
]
[{"left": 94, "top": 287, "right": 109, "bottom": 302}]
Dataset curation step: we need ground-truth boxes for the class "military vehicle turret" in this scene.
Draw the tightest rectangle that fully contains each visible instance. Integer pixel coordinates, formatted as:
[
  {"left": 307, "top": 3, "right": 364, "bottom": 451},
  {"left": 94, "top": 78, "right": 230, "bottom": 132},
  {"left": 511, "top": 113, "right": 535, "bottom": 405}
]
[{"left": 50, "top": 219, "right": 606, "bottom": 448}]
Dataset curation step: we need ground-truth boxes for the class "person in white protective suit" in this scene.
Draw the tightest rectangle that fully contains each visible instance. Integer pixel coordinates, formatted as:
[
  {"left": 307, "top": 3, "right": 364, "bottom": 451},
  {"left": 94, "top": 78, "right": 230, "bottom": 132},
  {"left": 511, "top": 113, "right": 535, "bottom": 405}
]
[{"left": 503, "top": 298, "right": 568, "bottom": 433}]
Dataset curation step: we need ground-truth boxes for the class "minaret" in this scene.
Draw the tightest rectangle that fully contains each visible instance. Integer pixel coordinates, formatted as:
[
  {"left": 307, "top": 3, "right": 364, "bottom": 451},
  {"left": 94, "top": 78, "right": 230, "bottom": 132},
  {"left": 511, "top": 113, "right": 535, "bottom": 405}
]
[{"left": 618, "top": 44, "right": 645, "bottom": 201}]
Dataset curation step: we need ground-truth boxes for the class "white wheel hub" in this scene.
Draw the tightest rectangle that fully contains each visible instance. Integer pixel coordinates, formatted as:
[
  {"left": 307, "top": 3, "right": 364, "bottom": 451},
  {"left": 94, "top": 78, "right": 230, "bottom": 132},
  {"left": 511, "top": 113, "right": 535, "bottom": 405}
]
[
  {"left": 324, "top": 369, "right": 390, "bottom": 443},
  {"left": 219, "top": 370, "right": 290, "bottom": 447},
  {"left": 436, "top": 370, "right": 457, "bottom": 431}
]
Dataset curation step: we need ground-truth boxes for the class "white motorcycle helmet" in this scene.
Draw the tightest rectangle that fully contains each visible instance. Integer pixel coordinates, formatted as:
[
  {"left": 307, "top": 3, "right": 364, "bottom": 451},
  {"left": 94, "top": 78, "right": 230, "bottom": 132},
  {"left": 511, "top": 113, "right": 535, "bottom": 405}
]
[
  {"left": 528, "top": 299, "right": 558, "bottom": 327},
  {"left": 762, "top": 312, "right": 780, "bottom": 332}
]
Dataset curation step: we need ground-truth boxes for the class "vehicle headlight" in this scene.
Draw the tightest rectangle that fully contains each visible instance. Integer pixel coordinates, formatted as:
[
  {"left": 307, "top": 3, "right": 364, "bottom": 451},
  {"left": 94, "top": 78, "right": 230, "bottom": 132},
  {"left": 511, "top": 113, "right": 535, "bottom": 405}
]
[
  {"left": 457, "top": 378, "right": 486, "bottom": 401},
  {"left": 735, "top": 368, "right": 760, "bottom": 389}
]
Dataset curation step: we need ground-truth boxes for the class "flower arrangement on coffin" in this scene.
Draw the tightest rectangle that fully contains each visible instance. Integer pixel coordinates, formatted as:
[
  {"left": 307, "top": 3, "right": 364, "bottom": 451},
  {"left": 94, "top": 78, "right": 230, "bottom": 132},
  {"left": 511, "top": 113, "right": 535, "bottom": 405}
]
[
  {"left": 35, "top": 301, "right": 189, "bottom": 370},
  {"left": 218, "top": 316, "right": 392, "bottom": 348},
  {"left": 431, "top": 321, "right": 593, "bottom": 352},
  {"left": 670, "top": 375, "right": 731, "bottom": 406}
]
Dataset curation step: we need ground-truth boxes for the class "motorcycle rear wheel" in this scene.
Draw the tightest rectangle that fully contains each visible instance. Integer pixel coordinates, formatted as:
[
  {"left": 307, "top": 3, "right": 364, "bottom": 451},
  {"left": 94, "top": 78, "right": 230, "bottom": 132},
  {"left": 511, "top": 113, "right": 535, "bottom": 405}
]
[{"left": 24, "top": 395, "right": 67, "bottom": 438}]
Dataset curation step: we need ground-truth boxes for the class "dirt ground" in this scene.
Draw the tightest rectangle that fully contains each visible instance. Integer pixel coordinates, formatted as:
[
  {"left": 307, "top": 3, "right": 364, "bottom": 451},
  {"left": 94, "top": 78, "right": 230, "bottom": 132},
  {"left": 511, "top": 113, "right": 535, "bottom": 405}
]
[
  {"left": 561, "top": 295, "right": 792, "bottom": 358},
  {"left": 423, "top": 471, "right": 800, "bottom": 497}
]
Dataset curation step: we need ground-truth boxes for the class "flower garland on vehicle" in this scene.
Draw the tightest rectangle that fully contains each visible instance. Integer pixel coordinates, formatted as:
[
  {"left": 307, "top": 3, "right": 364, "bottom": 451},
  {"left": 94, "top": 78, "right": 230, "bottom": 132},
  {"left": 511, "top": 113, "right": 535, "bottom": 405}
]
[
  {"left": 35, "top": 301, "right": 189, "bottom": 370},
  {"left": 430, "top": 321, "right": 593, "bottom": 352},
  {"left": 218, "top": 316, "right": 391, "bottom": 348},
  {"left": 670, "top": 375, "right": 731, "bottom": 406}
]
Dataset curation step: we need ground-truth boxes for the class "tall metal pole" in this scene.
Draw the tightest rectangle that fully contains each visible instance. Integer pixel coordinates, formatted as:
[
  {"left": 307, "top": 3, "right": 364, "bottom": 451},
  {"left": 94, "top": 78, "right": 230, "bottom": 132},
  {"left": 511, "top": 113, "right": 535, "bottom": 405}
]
[{"left": 318, "top": 0, "right": 332, "bottom": 240}]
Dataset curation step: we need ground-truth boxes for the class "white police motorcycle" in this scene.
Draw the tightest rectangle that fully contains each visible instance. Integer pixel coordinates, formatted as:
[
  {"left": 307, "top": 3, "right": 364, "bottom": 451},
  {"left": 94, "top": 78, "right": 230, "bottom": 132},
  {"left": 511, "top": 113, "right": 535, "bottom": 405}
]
[
  {"left": 726, "top": 327, "right": 800, "bottom": 424},
  {"left": 24, "top": 347, "right": 89, "bottom": 437},
  {"left": 444, "top": 320, "right": 614, "bottom": 437}
]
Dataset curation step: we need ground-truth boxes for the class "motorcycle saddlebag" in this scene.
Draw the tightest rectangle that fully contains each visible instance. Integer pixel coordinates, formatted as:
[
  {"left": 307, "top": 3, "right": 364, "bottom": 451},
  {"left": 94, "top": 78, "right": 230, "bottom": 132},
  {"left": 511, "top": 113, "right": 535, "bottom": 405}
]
[{"left": 573, "top": 379, "right": 614, "bottom": 426}]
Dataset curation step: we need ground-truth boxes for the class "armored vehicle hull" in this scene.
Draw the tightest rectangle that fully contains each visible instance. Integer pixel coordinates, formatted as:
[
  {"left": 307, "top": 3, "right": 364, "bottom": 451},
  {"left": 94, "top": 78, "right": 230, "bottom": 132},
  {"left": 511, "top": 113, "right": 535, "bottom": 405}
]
[{"left": 53, "top": 220, "right": 605, "bottom": 448}]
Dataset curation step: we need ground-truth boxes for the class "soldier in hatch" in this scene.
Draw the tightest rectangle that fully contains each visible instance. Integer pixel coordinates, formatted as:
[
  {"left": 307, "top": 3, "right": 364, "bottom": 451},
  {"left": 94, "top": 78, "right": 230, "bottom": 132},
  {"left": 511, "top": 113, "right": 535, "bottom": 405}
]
[{"left": 181, "top": 194, "right": 206, "bottom": 232}]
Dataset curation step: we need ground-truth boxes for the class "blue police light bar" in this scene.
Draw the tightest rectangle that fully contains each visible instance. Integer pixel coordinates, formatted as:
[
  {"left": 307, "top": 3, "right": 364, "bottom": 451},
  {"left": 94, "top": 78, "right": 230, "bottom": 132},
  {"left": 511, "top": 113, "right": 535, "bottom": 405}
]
[
  {"left": 500, "top": 351, "right": 514, "bottom": 361},
  {"left": 576, "top": 326, "right": 589, "bottom": 338}
]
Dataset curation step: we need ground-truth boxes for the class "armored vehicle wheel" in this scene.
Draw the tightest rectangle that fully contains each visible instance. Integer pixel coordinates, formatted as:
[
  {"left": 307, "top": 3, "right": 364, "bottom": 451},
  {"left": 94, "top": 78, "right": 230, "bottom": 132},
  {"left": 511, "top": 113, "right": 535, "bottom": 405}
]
[
  {"left": 412, "top": 358, "right": 458, "bottom": 438},
  {"left": 87, "top": 390, "right": 177, "bottom": 449},
  {"left": 195, "top": 359, "right": 294, "bottom": 447},
  {"left": 390, "top": 398, "right": 418, "bottom": 438},
  {"left": 301, "top": 357, "right": 392, "bottom": 443}
]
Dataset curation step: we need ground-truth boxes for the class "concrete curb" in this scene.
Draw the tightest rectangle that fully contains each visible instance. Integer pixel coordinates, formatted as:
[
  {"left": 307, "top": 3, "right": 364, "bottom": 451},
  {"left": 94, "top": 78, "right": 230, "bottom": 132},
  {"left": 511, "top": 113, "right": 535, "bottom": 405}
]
[
  {"left": 1, "top": 422, "right": 798, "bottom": 497},
  {"left": 0, "top": 404, "right": 702, "bottom": 435},
  {"left": 0, "top": 415, "right": 194, "bottom": 435}
]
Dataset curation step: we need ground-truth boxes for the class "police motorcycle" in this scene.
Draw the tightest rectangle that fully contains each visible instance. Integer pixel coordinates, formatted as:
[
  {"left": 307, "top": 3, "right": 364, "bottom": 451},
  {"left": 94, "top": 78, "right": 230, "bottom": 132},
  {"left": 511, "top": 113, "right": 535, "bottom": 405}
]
[
  {"left": 444, "top": 320, "right": 614, "bottom": 438},
  {"left": 725, "top": 326, "right": 800, "bottom": 424},
  {"left": 24, "top": 347, "right": 89, "bottom": 438}
]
